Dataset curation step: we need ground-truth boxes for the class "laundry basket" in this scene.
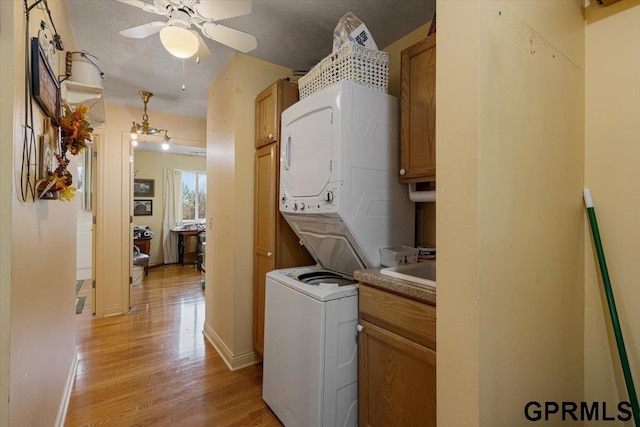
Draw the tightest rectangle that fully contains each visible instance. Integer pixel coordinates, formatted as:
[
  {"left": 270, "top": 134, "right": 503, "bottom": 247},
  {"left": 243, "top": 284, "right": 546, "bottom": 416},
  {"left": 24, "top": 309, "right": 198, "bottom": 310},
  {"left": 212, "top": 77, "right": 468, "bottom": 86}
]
[{"left": 298, "top": 42, "right": 390, "bottom": 99}]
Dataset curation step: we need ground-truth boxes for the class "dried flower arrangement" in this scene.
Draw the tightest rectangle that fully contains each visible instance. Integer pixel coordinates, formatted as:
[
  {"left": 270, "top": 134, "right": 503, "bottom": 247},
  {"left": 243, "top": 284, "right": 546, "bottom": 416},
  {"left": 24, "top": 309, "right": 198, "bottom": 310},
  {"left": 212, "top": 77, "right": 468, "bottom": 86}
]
[{"left": 38, "top": 102, "right": 93, "bottom": 201}]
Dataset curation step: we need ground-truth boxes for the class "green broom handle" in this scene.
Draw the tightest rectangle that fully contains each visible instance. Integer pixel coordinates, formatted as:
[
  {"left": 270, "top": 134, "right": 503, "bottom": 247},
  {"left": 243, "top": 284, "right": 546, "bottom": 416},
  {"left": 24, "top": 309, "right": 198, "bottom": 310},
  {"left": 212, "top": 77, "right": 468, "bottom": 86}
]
[{"left": 584, "top": 189, "right": 640, "bottom": 426}]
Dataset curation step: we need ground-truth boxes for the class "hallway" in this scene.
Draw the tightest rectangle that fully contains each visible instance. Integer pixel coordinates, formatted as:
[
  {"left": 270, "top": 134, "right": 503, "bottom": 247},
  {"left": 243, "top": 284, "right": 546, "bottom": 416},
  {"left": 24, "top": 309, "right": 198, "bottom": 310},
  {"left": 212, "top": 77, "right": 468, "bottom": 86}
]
[{"left": 66, "top": 265, "right": 282, "bottom": 426}]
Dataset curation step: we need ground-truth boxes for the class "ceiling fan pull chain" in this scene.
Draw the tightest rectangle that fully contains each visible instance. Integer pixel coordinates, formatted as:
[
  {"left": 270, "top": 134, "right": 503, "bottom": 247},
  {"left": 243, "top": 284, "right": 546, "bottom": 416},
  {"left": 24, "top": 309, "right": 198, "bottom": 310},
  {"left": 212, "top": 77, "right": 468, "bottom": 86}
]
[{"left": 182, "top": 58, "right": 186, "bottom": 91}]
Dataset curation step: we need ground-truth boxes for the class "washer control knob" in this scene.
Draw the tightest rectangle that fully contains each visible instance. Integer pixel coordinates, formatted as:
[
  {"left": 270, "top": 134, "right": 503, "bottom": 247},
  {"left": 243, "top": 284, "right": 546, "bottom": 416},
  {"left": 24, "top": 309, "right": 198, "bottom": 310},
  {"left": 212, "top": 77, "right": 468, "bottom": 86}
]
[
  {"left": 326, "top": 191, "right": 334, "bottom": 203},
  {"left": 293, "top": 203, "right": 298, "bottom": 211},
  {"left": 281, "top": 195, "right": 286, "bottom": 204}
]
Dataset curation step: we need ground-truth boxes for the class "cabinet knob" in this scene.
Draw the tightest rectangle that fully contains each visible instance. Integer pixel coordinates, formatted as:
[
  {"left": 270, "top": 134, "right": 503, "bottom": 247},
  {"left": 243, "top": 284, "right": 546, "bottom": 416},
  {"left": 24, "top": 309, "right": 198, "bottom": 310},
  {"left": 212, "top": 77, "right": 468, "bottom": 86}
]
[
  {"left": 399, "top": 168, "right": 406, "bottom": 176},
  {"left": 326, "top": 191, "right": 334, "bottom": 203},
  {"left": 268, "top": 133, "right": 274, "bottom": 140},
  {"left": 356, "top": 324, "right": 364, "bottom": 333},
  {"left": 267, "top": 252, "right": 273, "bottom": 257}
]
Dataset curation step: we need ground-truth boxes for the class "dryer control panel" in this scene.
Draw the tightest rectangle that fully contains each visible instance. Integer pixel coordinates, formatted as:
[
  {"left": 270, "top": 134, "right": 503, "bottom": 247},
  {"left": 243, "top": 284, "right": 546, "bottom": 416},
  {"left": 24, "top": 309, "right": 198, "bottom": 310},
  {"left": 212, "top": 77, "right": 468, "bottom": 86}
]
[{"left": 279, "top": 183, "right": 340, "bottom": 214}]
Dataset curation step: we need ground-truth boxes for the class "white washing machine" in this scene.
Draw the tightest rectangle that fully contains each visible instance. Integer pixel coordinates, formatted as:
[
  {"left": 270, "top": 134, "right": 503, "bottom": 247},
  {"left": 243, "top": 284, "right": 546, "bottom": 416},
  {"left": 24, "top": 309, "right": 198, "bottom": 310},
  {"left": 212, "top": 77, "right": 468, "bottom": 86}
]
[{"left": 262, "top": 266, "right": 359, "bottom": 427}]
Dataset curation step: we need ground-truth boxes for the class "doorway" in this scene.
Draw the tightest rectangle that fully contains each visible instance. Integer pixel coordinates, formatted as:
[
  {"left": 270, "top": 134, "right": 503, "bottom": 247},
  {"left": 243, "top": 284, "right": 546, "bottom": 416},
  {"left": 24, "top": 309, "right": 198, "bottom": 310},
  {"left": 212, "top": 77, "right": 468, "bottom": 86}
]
[{"left": 131, "top": 136, "right": 207, "bottom": 303}]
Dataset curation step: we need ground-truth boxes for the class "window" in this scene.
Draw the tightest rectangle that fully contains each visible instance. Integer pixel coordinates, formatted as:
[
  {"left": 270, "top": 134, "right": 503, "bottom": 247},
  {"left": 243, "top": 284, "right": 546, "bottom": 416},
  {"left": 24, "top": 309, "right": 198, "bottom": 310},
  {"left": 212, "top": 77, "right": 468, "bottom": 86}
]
[{"left": 181, "top": 171, "right": 206, "bottom": 223}]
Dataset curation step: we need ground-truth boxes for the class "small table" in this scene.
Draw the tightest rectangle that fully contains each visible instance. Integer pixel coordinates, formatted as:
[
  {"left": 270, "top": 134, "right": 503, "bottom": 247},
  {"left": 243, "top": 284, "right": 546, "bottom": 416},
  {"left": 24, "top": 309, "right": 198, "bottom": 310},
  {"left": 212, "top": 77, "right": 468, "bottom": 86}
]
[{"left": 171, "top": 228, "right": 201, "bottom": 266}]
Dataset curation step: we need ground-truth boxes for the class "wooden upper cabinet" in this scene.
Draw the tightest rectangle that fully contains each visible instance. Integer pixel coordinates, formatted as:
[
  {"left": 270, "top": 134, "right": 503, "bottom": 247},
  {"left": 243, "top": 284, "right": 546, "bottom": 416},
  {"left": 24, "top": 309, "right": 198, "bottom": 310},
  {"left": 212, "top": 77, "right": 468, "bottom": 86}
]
[
  {"left": 400, "top": 34, "right": 436, "bottom": 183},
  {"left": 255, "top": 79, "right": 298, "bottom": 148}
]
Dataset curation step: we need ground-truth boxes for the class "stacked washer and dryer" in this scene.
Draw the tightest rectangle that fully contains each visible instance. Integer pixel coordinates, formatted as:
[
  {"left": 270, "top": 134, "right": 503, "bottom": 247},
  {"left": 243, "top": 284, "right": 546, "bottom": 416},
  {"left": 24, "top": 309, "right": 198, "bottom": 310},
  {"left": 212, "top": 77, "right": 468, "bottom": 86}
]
[{"left": 262, "top": 81, "right": 414, "bottom": 427}]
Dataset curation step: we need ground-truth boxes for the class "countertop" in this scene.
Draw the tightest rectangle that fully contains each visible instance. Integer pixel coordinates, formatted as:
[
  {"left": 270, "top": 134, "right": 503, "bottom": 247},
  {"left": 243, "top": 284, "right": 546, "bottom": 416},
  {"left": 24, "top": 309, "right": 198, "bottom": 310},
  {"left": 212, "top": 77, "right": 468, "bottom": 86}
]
[{"left": 354, "top": 267, "right": 436, "bottom": 306}]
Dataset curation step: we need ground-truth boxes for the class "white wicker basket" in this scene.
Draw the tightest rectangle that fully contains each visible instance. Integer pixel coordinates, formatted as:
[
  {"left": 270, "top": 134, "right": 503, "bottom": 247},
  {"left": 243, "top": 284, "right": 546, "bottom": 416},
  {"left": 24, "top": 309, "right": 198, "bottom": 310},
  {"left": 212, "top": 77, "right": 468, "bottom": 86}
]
[{"left": 298, "top": 43, "right": 390, "bottom": 99}]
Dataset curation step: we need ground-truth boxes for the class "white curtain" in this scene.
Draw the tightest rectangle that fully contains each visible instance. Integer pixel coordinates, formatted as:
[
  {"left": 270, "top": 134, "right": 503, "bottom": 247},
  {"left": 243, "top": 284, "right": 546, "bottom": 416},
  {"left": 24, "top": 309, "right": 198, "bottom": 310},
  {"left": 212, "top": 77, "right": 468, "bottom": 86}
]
[{"left": 162, "top": 168, "right": 182, "bottom": 264}]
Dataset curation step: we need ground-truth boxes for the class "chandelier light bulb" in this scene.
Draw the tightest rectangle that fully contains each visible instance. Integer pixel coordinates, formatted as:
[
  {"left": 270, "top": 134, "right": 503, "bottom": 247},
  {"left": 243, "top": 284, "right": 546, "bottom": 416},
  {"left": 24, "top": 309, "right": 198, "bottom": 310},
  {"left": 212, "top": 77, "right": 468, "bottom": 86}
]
[
  {"left": 161, "top": 142, "right": 170, "bottom": 151},
  {"left": 159, "top": 26, "right": 199, "bottom": 59},
  {"left": 131, "top": 139, "right": 138, "bottom": 147}
]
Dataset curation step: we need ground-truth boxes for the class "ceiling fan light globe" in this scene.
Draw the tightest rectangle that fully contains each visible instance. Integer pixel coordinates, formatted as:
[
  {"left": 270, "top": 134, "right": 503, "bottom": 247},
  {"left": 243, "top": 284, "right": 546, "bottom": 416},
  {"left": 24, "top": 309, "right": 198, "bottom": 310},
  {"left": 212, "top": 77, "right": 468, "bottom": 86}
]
[{"left": 159, "top": 26, "right": 199, "bottom": 59}]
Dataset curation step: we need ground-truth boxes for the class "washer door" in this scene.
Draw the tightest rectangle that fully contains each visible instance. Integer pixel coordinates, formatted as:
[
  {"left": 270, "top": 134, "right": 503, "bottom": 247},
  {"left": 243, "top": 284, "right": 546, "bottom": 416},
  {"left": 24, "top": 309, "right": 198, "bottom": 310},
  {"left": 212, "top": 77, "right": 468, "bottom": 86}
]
[{"left": 298, "top": 231, "right": 365, "bottom": 276}]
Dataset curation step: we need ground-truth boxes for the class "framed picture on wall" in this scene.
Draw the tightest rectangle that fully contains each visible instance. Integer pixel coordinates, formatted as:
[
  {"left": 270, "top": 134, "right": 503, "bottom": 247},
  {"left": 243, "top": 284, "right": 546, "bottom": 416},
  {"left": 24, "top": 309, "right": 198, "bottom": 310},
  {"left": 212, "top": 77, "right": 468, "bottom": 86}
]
[
  {"left": 31, "top": 37, "right": 60, "bottom": 124},
  {"left": 134, "top": 179, "right": 155, "bottom": 197},
  {"left": 134, "top": 199, "right": 153, "bottom": 216}
]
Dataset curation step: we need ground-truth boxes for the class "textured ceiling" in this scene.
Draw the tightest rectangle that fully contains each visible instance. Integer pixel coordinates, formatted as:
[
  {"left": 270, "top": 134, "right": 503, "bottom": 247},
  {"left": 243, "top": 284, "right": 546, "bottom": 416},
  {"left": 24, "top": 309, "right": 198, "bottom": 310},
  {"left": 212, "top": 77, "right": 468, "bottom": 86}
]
[{"left": 64, "top": 0, "right": 435, "bottom": 119}]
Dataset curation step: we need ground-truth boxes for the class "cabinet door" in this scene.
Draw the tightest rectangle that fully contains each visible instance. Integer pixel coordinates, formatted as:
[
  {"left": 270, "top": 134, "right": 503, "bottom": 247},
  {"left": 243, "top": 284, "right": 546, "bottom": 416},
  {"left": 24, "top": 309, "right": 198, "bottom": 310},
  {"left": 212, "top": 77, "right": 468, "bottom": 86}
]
[
  {"left": 255, "top": 80, "right": 300, "bottom": 148},
  {"left": 358, "top": 319, "right": 436, "bottom": 427},
  {"left": 400, "top": 35, "right": 436, "bottom": 183},
  {"left": 255, "top": 83, "right": 279, "bottom": 148},
  {"left": 253, "top": 144, "right": 277, "bottom": 355}
]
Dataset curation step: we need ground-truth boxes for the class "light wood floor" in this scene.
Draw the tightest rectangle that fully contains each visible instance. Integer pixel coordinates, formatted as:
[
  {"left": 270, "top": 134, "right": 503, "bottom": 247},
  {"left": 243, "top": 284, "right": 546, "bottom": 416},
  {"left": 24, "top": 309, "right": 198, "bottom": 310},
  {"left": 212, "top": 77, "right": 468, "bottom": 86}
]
[{"left": 66, "top": 265, "right": 283, "bottom": 427}]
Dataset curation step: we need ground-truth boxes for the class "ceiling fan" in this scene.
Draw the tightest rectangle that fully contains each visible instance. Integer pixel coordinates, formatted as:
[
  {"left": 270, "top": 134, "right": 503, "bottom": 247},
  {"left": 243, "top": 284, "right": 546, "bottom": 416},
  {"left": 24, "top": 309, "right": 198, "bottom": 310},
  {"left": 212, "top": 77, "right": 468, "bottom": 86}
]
[{"left": 117, "top": 0, "right": 257, "bottom": 59}]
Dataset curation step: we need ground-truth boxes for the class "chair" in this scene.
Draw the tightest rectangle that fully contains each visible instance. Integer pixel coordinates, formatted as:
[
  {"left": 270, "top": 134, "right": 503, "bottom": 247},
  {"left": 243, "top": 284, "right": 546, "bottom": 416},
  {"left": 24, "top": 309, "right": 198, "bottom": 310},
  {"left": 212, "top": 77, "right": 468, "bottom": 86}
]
[{"left": 133, "top": 245, "right": 150, "bottom": 277}]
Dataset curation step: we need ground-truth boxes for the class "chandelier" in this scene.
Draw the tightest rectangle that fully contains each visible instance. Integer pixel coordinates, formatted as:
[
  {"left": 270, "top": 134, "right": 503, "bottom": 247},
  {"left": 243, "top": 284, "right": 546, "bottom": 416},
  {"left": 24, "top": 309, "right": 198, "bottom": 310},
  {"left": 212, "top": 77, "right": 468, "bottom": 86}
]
[{"left": 130, "top": 91, "right": 170, "bottom": 149}]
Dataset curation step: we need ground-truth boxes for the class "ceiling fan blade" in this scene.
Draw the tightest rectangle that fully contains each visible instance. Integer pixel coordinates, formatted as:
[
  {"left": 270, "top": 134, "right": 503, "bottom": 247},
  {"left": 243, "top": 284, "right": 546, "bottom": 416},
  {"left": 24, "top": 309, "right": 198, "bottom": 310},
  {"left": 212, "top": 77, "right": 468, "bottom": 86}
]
[
  {"left": 119, "top": 21, "right": 166, "bottom": 38},
  {"left": 116, "top": 0, "right": 158, "bottom": 13},
  {"left": 196, "top": 0, "right": 252, "bottom": 21},
  {"left": 201, "top": 22, "right": 257, "bottom": 53},
  {"left": 191, "top": 30, "right": 212, "bottom": 59}
]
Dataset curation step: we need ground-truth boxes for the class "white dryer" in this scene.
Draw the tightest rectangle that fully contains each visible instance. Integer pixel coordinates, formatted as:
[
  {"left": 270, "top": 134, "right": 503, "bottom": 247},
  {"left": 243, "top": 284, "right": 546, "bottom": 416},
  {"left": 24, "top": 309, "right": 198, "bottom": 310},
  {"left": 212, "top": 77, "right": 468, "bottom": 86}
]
[{"left": 279, "top": 80, "right": 414, "bottom": 274}]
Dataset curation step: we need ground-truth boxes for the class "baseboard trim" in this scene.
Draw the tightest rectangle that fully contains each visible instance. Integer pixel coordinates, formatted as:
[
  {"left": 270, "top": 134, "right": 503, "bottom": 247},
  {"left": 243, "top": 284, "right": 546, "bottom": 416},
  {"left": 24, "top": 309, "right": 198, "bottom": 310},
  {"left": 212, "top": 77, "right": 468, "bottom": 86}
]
[
  {"left": 55, "top": 349, "right": 78, "bottom": 427},
  {"left": 203, "top": 322, "right": 259, "bottom": 371},
  {"left": 103, "top": 304, "right": 122, "bottom": 317}
]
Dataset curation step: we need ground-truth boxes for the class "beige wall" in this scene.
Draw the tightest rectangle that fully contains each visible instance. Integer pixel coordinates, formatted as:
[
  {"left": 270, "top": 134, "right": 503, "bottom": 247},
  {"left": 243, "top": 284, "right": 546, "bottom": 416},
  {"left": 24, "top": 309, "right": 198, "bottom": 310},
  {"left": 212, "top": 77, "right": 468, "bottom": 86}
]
[
  {"left": 438, "top": 2, "right": 585, "bottom": 425},
  {"left": 3, "top": 1, "right": 79, "bottom": 425},
  {"left": 205, "top": 54, "right": 294, "bottom": 369},
  {"left": 92, "top": 102, "right": 205, "bottom": 316},
  {"left": 585, "top": 7, "right": 640, "bottom": 423},
  {"left": 133, "top": 149, "right": 206, "bottom": 266},
  {"left": 437, "top": 4, "right": 480, "bottom": 425},
  {"left": 0, "top": 1, "right": 14, "bottom": 424}
]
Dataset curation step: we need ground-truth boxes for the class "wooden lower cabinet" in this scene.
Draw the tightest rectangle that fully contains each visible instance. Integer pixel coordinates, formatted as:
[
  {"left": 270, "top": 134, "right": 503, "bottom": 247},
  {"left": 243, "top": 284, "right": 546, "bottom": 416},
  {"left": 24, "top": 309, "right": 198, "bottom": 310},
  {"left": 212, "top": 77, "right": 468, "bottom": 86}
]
[
  {"left": 253, "top": 243, "right": 275, "bottom": 356},
  {"left": 254, "top": 144, "right": 277, "bottom": 356},
  {"left": 253, "top": 143, "right": 314, "bottom": 356},
  {"left": 358, "top": 284, "right": 436, "bottom": 427}
]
